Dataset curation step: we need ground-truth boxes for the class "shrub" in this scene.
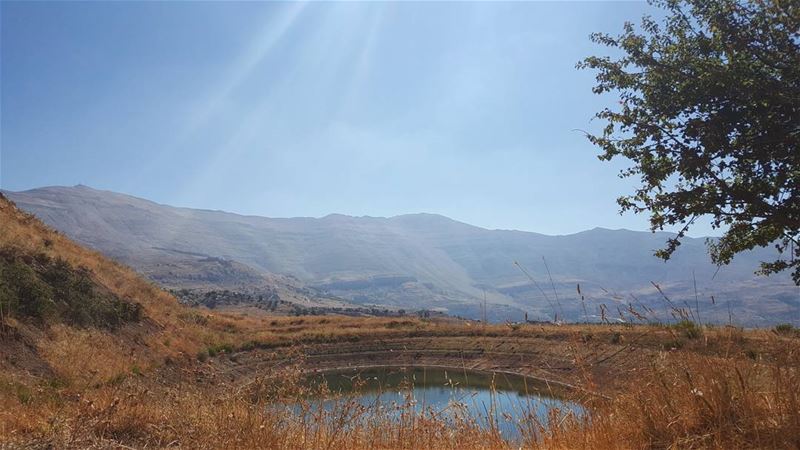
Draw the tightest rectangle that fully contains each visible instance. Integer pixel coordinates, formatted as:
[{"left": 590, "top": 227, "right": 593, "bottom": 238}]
[
  {"left": 1, "top": 259, "right": 55, "bottom": 321},
  {"left": 205, "top": 343, "right": 234, "bottom": 358},
  {"left": 0, "top": 251, "right": 142, "bottom": 328},
  {"left": 15, "top": 385, "right": 32, "bottom": 404},
  {"left": 673, "top": 320, "right": 703, "bottom": 340}
]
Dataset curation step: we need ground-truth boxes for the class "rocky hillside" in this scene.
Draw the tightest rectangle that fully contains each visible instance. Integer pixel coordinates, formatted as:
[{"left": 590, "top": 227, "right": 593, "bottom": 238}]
[{"left": 5, "top": 185, "right": 798, "bottom": 325}]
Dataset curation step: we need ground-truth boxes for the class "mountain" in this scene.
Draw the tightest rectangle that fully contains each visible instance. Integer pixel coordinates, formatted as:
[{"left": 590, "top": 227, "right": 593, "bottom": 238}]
[{"left": 5, "top": 185, "right": 798, "bottom": 325}]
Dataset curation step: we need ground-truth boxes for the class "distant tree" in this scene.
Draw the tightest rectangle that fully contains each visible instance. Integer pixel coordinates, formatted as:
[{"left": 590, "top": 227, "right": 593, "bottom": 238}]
[{"left": 579, "top": 0, "right": 800, "bottom": 283}]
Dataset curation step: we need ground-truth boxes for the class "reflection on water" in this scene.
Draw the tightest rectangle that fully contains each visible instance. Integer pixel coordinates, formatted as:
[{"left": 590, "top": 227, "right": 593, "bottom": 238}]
[{"left": 300, "top": 366, "right": 583, "bottom": 440}]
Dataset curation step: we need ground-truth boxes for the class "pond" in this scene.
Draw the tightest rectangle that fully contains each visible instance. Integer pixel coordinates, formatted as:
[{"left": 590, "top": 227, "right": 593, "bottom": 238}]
[{"left": 300, "top": 366, "right": 584, "bottom": 441}]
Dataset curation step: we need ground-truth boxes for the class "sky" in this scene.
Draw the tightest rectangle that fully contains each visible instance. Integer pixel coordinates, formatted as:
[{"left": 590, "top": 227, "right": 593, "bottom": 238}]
[{"left": 1, "top": 1, "right": 717, "bottom": 236}]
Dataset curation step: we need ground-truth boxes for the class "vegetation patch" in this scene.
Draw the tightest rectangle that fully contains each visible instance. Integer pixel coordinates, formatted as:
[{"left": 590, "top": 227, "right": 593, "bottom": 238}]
[
  {"left": 0, "top": 248, "right": 142, "bottom": 328},
  {"left": 386, "top": 320, "right": 416, "bottom": 329},
  {"left": 672, "top": 320, "right": 703, "bottom": 340}
]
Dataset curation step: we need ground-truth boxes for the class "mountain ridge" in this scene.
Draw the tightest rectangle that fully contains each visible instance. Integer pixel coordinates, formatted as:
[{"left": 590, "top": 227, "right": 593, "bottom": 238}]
[
  {"left": 5, "top": 185, "right": 797, "bottom": 325},
  {"left": 14, "top": 184, "right": 719, "bottom": 239}
]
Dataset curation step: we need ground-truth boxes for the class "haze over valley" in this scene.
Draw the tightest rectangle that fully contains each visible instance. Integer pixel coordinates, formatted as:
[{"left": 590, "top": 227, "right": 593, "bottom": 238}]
[{"left": 7, "top": 185, "right": 797, "bottom": 325}]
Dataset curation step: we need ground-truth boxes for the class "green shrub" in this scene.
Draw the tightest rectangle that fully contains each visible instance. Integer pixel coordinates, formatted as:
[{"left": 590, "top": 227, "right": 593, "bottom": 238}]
[
  {"left": 0, "top": 251, "right": 142, "bottom": 328},
  {"left": 15, "top": 385, "right": 32, "bottom": 405},
  {"left": 673, "top": 320, "right": 703, "bottom": 340},
  {"left": 2, "top": 259, "right": 55, "bottom": 321},
  {"left": 206, "top": 343, "right": 234, "bottom": 357}
]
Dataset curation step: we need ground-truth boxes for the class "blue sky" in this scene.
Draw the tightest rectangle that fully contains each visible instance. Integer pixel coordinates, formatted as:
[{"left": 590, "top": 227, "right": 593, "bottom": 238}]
[{"left": 2, "top": 1, "right": 713, "bottom": 236}]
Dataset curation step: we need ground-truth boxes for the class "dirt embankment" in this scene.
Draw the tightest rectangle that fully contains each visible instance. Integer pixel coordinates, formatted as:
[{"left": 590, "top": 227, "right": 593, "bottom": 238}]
[{"left": 199, "top": 322, "right": 783, "bottom": 398}]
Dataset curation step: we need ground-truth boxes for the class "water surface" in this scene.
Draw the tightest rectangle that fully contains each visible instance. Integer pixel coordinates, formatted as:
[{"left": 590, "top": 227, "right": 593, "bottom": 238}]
[{"left": 303, "top": 366, "right": 583, "bottom": 440}]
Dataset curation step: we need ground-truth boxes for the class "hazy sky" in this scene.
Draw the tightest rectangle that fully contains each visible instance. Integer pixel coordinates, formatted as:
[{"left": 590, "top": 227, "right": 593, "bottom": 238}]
[{"left": 3, "top": 1, "right": 714, "bottom": 236}]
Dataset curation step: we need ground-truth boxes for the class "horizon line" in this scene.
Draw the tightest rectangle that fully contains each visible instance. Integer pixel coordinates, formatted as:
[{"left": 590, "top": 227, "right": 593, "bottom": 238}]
[{"left": 3, "top": 183, "right": 719, "bottom": 239}]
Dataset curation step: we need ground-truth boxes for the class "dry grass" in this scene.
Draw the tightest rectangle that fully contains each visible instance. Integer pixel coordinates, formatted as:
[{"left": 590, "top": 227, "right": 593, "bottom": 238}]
[
  {"left": 2, "top": 322, "right": 798, "bottom": 449},
  {"left": 2, "top": 195, "right": 800, "bottom": 449},
  {"left": 0, "top": 196, "right": 294, "bottom": 387}
]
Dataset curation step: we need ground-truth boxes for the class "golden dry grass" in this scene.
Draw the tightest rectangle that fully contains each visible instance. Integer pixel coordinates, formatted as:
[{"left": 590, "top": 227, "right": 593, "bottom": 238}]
[
  {"left": 0, "top": 195, "right": 291, "bottom": 387},
  {"left": 3, "top": 316, "right": 798, "bottom": 449},
  {"left": 2, "top": 195, "right": 800, "bottom": 449}
]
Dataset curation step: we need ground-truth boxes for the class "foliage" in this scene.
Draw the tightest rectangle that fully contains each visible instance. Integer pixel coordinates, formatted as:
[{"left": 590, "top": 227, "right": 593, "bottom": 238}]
[
  {"left": 579, "top": 0, "right": 800, "bottom": 283},
  {"left": 0, "top": 249, "right": 142, "bottom": 328},
  {"left": 673, "top": 319, "right": 703, "bottom": 339}
]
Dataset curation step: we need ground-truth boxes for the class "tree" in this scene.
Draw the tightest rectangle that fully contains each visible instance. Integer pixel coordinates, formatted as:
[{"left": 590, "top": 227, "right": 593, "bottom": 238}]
[{"left": 579, "top": 0, "right": 800, "bottom": 284}]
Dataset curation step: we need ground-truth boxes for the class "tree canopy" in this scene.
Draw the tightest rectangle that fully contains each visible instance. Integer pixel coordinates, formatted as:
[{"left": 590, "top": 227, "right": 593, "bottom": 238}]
[{"left": 579, "top": 0, "right": 800, "bottom": 283}]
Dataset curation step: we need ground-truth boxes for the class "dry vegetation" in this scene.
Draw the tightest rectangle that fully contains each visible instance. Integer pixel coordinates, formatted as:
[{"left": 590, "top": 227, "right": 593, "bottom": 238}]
[
  {"left": 2, "top": 194, "right": 799, "bottom": 449},
  {"left": 4, "top": 319, "right": 798, "bottom": 449}
]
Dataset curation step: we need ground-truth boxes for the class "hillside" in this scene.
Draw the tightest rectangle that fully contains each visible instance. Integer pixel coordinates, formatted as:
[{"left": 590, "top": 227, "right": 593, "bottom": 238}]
[
  {"left": 0, "top": 192, "right": 275, "bottom": 391},
  {"left": 6, "top": 185, "right": 798, "bottom": 325}
]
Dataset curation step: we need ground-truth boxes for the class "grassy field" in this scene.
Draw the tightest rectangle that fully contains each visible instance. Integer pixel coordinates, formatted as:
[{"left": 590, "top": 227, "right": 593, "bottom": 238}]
[
  {"left": 3, "top": 314, "right": 799, "bottom": 449},
  {"left": 1, "top": 194, "right": 799, "bottom": 449}
]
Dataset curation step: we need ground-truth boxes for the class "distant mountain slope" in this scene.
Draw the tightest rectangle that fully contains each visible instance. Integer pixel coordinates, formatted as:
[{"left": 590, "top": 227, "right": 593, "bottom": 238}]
[{"left": 6, "top": 185, "right": 798, "bottom": 325}]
